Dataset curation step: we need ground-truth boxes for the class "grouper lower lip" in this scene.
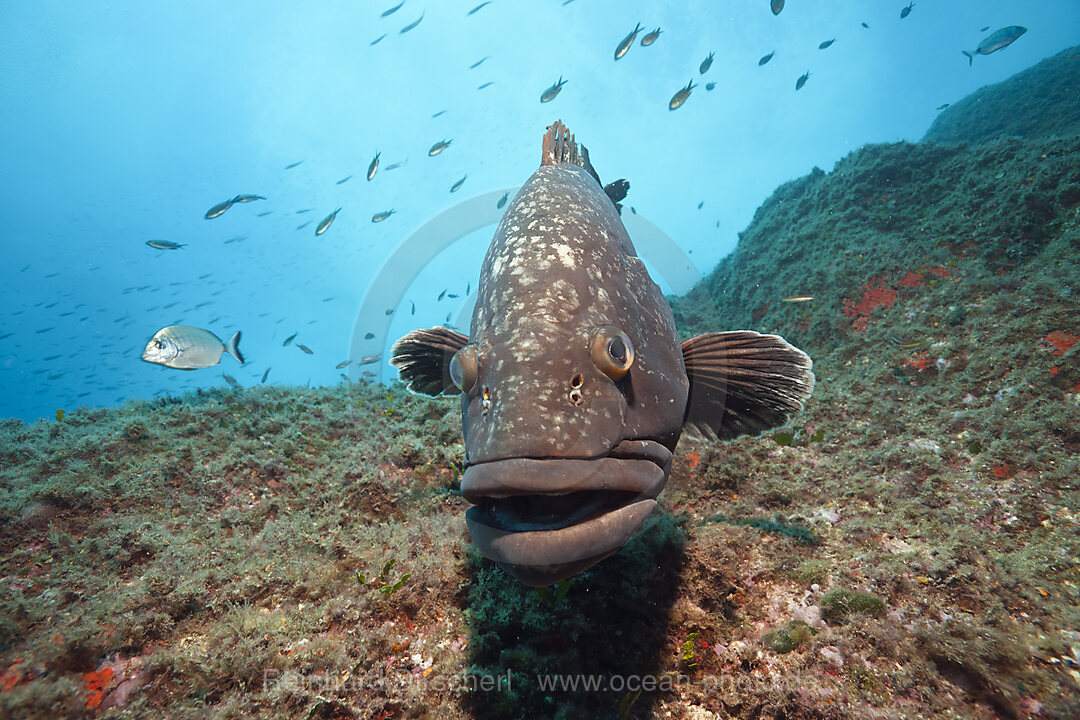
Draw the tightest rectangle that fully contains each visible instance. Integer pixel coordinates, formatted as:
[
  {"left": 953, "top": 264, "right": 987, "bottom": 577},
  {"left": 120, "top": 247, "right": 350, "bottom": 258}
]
[
  {"left": 460, "top": 440, "right": 671, "bottom": 585},
  {"left": 466, "top": 499, "right": 657, "bottom": 586}
]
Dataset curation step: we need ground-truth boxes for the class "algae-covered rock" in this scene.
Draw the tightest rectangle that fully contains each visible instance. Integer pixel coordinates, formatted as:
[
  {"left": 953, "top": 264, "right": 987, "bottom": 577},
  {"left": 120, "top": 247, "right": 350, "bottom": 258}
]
[
  {"left": 763, "top": 619, "right": 816, "bottom": 653},
  {"left": 820, "top": 587, "right": 886, "bottom": 623}
]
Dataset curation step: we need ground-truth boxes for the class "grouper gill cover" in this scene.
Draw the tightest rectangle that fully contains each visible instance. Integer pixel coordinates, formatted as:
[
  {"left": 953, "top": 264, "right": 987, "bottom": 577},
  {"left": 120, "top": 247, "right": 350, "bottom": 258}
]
[{"left": 392, "top": 121, "right": 814, "bottom": 586}]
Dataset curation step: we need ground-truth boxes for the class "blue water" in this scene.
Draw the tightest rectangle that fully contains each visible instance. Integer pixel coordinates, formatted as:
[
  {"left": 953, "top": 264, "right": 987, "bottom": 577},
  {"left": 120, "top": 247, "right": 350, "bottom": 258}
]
[{"left": 1, "top": 0, "right": 1076, "bottom": 422}]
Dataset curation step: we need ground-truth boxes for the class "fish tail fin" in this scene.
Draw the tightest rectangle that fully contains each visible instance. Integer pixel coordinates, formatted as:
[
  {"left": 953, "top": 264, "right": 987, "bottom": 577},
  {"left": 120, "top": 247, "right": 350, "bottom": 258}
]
[
  {"left": 225, "top": 331, "right": 244, "bottom": 364},
  {"left": 541, "top": 120, "right": 582, "bottom": 168},
  {"left": 962, "top": 50, "right": 974, "bottom": 65}
]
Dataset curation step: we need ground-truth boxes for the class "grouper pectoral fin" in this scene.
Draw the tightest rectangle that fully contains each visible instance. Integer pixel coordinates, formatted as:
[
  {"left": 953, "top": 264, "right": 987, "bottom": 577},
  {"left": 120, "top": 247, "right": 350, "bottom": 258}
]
[
  {"left": 680, "top": 331, "right": 815, "bottom": 442},
  {"left": 390, "top": 326, "right": 469, "bottom": 396}
]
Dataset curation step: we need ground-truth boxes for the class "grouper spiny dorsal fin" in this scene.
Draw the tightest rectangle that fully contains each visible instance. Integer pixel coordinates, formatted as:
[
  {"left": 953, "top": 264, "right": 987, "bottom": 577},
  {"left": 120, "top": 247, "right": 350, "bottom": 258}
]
[
  {"left": 390, "top": 326, "right": 469, "bottom": 395},
  {"left": 680, "top": 330, "right": 814, "bottom": 442}
]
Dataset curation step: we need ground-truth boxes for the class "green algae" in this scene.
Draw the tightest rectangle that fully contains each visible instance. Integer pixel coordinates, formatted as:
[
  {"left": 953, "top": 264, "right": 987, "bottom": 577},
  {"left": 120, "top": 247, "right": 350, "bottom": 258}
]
[
  {"left": 763, "top": 620, "right": 816, "bottom": 654},
  {"left": 820, "top": 588, "right": 886, "bottom": 623}
]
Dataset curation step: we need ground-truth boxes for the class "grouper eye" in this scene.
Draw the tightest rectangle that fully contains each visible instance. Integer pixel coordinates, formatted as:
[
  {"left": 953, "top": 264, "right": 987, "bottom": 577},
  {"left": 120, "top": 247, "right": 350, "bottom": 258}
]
[
  {"left": 450, "top": 344, "right": 478, "bottom": 393},
  {"left": 589, "top": 325, "right": 635, "bottom": 381}
]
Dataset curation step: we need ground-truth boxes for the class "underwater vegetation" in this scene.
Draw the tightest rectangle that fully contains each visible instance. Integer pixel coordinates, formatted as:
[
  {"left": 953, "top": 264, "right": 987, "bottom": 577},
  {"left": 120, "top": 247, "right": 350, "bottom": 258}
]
[{"left": 2, "top": 47, "right": 1080, "bottom": 720}]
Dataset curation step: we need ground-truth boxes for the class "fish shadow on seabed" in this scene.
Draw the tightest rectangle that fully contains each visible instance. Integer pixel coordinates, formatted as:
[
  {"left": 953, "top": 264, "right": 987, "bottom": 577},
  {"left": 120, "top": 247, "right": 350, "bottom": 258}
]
[{"left": 459, "top": 513, "right": 688, "bottom": 719}]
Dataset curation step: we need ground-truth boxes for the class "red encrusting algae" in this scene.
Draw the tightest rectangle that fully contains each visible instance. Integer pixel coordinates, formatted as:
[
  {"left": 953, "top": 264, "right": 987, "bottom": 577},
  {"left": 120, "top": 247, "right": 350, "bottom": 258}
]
[
  {"left": 1041, "top": 330, "right": 1079, "bottom": 355},
  {"left": 843, "top": 277, "right": 897, "bottom": 332},
  {"left": 83, "top": 667, "right": 114, "bottom": 710}
]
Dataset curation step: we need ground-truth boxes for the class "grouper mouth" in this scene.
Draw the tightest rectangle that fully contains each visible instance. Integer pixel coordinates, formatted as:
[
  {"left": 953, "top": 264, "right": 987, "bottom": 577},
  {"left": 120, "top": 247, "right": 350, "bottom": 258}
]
[{"left": 461, "top": 439, "right": 672, "bottom": 586}]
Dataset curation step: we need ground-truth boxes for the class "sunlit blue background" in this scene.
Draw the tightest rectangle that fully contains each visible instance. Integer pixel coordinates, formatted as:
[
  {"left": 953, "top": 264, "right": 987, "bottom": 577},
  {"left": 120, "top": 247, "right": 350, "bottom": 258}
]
[{"left": 2, "top": 0, "right": 1077, "bottom": 421}]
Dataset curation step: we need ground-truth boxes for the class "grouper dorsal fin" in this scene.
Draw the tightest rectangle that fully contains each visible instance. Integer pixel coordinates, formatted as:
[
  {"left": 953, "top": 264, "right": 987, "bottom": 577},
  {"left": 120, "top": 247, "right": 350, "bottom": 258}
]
[
  {"left": 680, "top": 331, "right": 815, "bottom": 442},
  {"left": 541, "top": 119, "right": 583, "bottom": 168},
  {"left": 390, "top": 326, "right": 469, "bottom": 396}
]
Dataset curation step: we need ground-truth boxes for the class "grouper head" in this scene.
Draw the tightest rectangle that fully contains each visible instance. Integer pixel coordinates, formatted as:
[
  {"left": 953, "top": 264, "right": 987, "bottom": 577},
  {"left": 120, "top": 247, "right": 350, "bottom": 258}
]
[{"left": 392, "top": 121, "right": 814, "bottom": 586}]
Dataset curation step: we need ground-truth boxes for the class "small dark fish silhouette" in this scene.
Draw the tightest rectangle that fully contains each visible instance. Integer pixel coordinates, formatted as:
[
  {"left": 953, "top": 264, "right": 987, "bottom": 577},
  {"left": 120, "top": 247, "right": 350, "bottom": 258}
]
[
  {"left": 233, "top": 194, "right": 264, "bottom": 203},
  {"left": 705, "top": 82, "right": 715, "bottom": 91},
  {"left": 370, "top": 33, "right": 388, "bottom": 46},
  {"left": 759, "top": 50, "right": 775, "bottom": 65},
  {"left": 862, "top": 22, "right": 869, "bottom": 29},
  {"left": 699, "top": 52, "right": 714, "bottom": 74},
  {"left": 222, "top": 373, "right": 239, "bottom": 388},
  {"left": 936, "top": 103, "right": 950, "bottom": 110},
  {"left": 697, "top": 201, "right": 704, "bottom": 210},
  {"left": 261, "top": 368, "right": 271, "bottom": 383},
  {"left": 438, "top": 288, "right": 447, "bottom": 301},
  {"left": 468, "top": 2, "right": 492, "bottom": 15},
  {"left": 368, "top": 151, "right": 380, "bottom": 181},
  {"left": 372, "top": 209, "right": 396, "bottom": 223},
  {"left": 640, "top": 27, "right": 662, "bottom": 46},
  {"left": 296, "top": 221, "right": 311, "bottom": 230},
  {"left": 283, "top": 332, "right": 297, "bottom": 346},
  {"left": 819, "top": 38, "right": 835, "bottom": 50},
  {"left": 411, "top": 301, "right": 416, "bottom": 315},
  {"left": 429, "top": 139, "right": 452, "bottom": 156},
  {"left": 284, "top": 160, "right": 304, "bottom": 169},
  {"left": 381, "top": 1, "right": 405, "bottom": 17},
  {"left": 297, "top": 343, "right": 314, "bottom": 355},
  {"left": 669, "top": 79, "right": 695, "bottom": 110},
  {"left": 365, "top": 332, "right": 376, "bottom": 339},
  {"left": 146, "top": 239, "right": 184, "bottom": 250},
  {"left": 614, "top": 23, "right": 643, "bottom": 60},
  {"left": 450, "top": 175, "right": 468, "bottom": 192},
  {"left": 336, "top": 360, "right": 352, "bottom": 369},
  {"left": 432, "top": 110, "right": 448, "bottom": 118},
  {"left": 315, "top": 208, "right": 341, "bottom": 236},
  {"left": 540, "top": 77, "right": 567, "bottom": 103},
  {"left": 796, "top": 71, "right": 810, "bottom": 90},
  {"left": 400, "top": 12, "right": 424, "bottom": 33},
  {"left": 478, "top": 81, "right": 494, "bottom": 90},
  {"left": 771, "top": 0, "right": 784, "bottom": 15},
  {"left": 470, "top": 56, "right": 490, "bottom": 69},
  {"left": 497, "top": 191, "right": 509, "bottom": 209},
  {"left": 257, "top": 210, "right": 273, "bottom": 216},
  {"left": 336, "top": 176, "right": 352, "bottom": 185},
  {"left": 296, "top": 208, "right": 313, "bottom": 214},
  {"left": 980, "top": 26, "right": 989, "bottom": 32},
  {"left": 900, "top": 3, "right": 914, "bottom": 19},
  {"left": 204, "top": 198, "right": 234, "bottom": 219}
]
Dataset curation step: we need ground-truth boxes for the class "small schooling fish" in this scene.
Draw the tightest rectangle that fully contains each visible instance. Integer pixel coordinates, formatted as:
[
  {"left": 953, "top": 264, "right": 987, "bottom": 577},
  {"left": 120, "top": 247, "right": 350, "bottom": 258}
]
[
  {"left": 540, "top": 77, "right": 567, "bottom": 103},
  {"left": 614, "top": 23, "right": 642, "bottom": 60},
  {"left": 669, "top": 79, "right": 695, "bottom": 110},
  {"left": 315, "top": 209, "right": 341, "bottom": 236},
  {"left": 146, "top": 239, "right": 184, "bottom": 250}
]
